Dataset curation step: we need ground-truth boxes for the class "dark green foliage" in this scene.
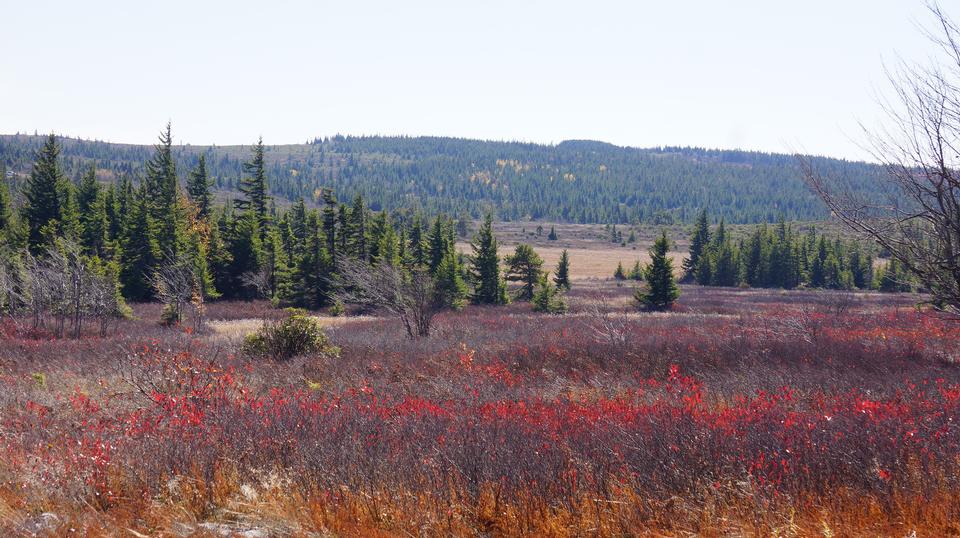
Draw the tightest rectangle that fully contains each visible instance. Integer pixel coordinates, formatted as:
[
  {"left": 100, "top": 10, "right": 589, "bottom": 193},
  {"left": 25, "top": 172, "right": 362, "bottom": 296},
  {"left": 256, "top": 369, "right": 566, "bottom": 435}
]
[
  {"left": 532, "top": 274, "right": 568, "bottom": 314},
  {"left": 22, "top": 134, "right": 64, "bottom": 251},
  {"left": 547, "top": 226, "right": 558, "bottom": 240},
  {"left": 613, "top": 261, "right": 627, "bottom": 280},
  {"left": 347, "top": 194, "right": 368, "bottom": 261},
  {"left": 235, "top": 137, "right": 270, "bottom": 236},
  {"left": 143, "top": 123, "right": 182, "bottom": 257},
  {"left": 242, "top": 308, "right": 338, "bottom": 361},
  {"left": 505, "top": 243, "right": 544, "bottom": 301},
  {"left": 553, "top": 249, "right": 571, "bottom": 290},
  {"left": 187, "top": 154, "right": 213, "bottom": 221},
  {"left": 0, "top": 134, "right": 898, "bottom": 225},
  {"left": 682, "top": 209, "right": 710, "bottom": 282},
  {"left": 119, "top": 188, "right": 159, "bottom": 301},
  {"left": 689, "top": 211, "right": 881, "bottom": 291},
  {"left": 469, "top": 215, "right": 506, "bottom": 305},
  {"left": 433, "top": 248, "right": 468, "bottom": 309},
  {"left": 77, "top": 166, "right": 108, "bottom": 257},
  {"left": 636, "top": 231, "right": 679, "bottom": 311}
]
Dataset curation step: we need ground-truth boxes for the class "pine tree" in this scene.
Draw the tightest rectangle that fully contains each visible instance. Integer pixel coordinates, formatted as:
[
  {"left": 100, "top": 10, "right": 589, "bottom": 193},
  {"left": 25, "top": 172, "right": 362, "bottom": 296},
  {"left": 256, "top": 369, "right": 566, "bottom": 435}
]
[
  {"left": 0, "top": 163, "right": 12, "bottom": 241},
  {"left": 505, "top": 243, "right": 544, "bottom": 301},
  {"left": 321, "top": 189, "right": 339, "bottom": 264},
  {"left": 77, "top": 166, "right": 108, "bottom": 257},
  {"left": 636, "top": 231, "right": 679, "bottom": 310},
  {"left": 347, "top": 194, "right": 368, "bottom": 261},
  {"left": 553, "top": 249, "right": 571, "bottom": 290},
  {"left": 469, "top": 214, "right": 505, "bottom": 304},
  {"left": 408, "top": 213, "right": 428, "bottom": 267},
  {"left": 144, "top": 123, "right": 182, "bottom": 257},
  {"left": 228, "top": 211, "right": 264, "bottom": 299},
  {"left": 22, "top": 134, "right": 64, "bottom": 251},
  {"left": 119, "top": 187, "right": 160, "bottom": 301},
  {"left": 57, "top": 176, "right": 81, "bottom": 243},
  {"left": 547, "top": 226, "right": 558, "bottom": 241},
  {"left": 187, "top": 154, "right": 213, "bottom": 221},
  {"left": 433, "top": 248, "right": 468, "bottom": 309},
  {"left": 711, "top": 240, "right": 738, "bottom": 287},
  {"left": 428, "top": 215, "right": 450, "bottom": 273},
  {"left": 532, "top": 274, "right": 568, "bottom": 314},
  {"left": 236, "top": 137, "right": 270, "bottom": 237},
  {"left": 614, "top": 261, "right": 627, "bottom": 280},
  {"left": 682, "top": 209, "right": 710, "bottom": 282}
]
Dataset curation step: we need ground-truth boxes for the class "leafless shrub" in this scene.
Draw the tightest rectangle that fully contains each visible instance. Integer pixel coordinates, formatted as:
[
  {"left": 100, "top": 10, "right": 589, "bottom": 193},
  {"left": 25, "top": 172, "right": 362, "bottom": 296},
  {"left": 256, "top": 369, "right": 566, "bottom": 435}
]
[
  {"left": 803, "top": 4, "right": 960, "bottom": 315},
  {"left": 335, "top": 259, "right": 439, "bottom": 338},
  {"left": 151, "top": 250, "right": 204, "bottom": 328}
]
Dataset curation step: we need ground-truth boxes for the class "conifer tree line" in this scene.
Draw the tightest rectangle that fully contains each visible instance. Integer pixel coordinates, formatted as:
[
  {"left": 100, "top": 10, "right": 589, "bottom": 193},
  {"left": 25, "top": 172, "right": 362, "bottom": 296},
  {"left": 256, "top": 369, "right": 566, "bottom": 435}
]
[
  {"left": 0, "top": 129, "right": 574, "bottom": 329},
  {"left": 672, "top": 210, "right": 913, "bottom": 291}
]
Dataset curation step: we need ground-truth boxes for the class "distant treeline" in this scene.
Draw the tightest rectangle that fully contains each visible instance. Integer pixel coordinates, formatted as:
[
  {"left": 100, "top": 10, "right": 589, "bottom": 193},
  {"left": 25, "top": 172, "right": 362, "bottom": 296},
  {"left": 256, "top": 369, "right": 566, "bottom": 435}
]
[{"left": 0, "top": 134, "right": 892, "bottom": 224}]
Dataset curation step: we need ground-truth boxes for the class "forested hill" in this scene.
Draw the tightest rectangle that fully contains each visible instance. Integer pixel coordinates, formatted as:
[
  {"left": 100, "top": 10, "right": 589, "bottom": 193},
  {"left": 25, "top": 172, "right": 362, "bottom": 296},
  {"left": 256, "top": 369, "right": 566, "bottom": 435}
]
[{"left": 0, "top": 133, "right": 886, "bottom": 224}]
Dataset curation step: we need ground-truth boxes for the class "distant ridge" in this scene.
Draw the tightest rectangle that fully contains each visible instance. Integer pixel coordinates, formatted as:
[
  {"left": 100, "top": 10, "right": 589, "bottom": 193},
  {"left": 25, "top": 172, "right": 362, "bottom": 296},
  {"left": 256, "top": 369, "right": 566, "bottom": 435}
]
[{"left": 0, "top": 134, "right": 887, "bottom": 224}]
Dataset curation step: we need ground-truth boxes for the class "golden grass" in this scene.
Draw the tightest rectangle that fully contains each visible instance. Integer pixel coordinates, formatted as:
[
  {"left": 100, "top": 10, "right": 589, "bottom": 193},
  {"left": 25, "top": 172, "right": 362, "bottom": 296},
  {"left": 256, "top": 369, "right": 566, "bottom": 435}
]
[
  {"left": 457, "top": 242, "right": 685, "bottom": 280},
  {"left": 206, "top": 315, "right": 377, "bottom": 342}
]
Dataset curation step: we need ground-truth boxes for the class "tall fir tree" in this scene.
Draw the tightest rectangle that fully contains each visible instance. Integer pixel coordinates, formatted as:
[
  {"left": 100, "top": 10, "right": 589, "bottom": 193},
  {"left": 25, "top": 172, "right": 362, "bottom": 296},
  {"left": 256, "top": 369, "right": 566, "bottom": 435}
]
[
  {"left": 119, "top": 186, "right": 160, "bottom": 301},
  {"left": 77, "top": 166, "right": 108, "bottom": 257},
  {"left": 187, "top": 154, "right": 213, "bottom": 221},
  {"left": 682, "top": 209, "right": 710, "bottom": 282},
  {"left": 553, "top": 249, "right": 571, "bottom": 290},
  {"left": 347, "top": 194, "right": 368, "bottom": 261},
  {"left": 22, "top": 134, "right": 64, "bottom": 252},
  {"left": 636, "top": 231, "right": 679, "bottom": 310},
  {"left": 143, "top": 123, "right": 183, "bottom": 257},
  {"left": 469, "top": 214, "right": 506, "bottom": 305},
  {"left": 505, "top": 243, "right": 544, "bottom": 301},
  {"left": 235, "top": 137, "right": 270, "bottom": 238}
]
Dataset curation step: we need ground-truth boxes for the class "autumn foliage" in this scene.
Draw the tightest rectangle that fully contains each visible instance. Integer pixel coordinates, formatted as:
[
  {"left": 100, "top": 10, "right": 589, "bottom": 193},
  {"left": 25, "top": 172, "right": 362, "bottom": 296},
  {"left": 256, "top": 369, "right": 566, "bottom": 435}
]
[{"left": 1, "top": 287, "right": 959, "bottom": 535}]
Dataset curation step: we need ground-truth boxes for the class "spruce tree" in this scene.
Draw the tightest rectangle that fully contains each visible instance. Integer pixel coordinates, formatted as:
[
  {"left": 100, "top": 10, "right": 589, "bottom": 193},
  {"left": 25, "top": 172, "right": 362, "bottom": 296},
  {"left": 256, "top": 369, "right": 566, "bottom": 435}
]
[
  {"left": 505, "top": 243, "right": 544, "bottom": 301},
  {"left": 77, "top": 166, "right": 108, "bottom": 257},
  {"left": 434, "top": 248, "right": 468, "bottom": 309},
  {"left": 144, "top": 123, "right": 182, "bottom": 257},
  {"left": 236, "top": 137, "right": 270, "bottom": 237},
  {"left": 636, "top": 231, "right": 679, "bottom": 310},
  {"left": 347, "top": 194, "right": 368, "bottom": 261},
  {"left": 428, "top": 215, "right": 450, "bottom": 273},
  {"left": 532, "top": 274, "right": 568, "bottom": 314},
  {"left": 187, "top": 154, "right": 213, "bottom": 221},
  {"left": 408, "top": 213, "right": 428, "bottom": 267},
  {"left": 614, "top": 261, "right": 627, "bottom": 280},
  {"left": 469, "top": 214, "right": 505, "bottom": 304},
  {"left": 22, "top": 134, "right": 64, "bottom": 252},
  {"left": 119, "top": 188, "right": 160, "bottom": 301},
  {"left": 553, "top": 248, "right": 571, "bottom": 290},
  {"left": 682, "top": 209, "right": 710, "bottom": 281}
]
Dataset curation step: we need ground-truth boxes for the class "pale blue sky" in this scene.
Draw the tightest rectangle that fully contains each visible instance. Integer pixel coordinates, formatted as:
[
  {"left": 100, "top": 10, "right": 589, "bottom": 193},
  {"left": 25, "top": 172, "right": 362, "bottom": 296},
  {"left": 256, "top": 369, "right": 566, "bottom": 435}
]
[{"left": 0, "top": 0, "right": 941, "bottom": 161}]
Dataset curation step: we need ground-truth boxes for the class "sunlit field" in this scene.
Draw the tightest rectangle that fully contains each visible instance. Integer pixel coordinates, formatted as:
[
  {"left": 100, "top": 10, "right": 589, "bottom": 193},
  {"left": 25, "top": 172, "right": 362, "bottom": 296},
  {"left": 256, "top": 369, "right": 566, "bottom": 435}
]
[{"left": 2, "top": 284, "right": 958, "bottom": 536}]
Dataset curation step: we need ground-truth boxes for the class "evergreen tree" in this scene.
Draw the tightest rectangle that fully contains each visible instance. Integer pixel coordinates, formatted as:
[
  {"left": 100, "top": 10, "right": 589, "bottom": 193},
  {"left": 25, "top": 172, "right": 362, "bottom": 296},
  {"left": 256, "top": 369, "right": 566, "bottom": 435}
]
[
  {"left": 144, "top": 123, "right": 182, "bottom": 257},
  {"left": 119, "top": 188, "right": 160, "bottom": 301},
  {"left": 321, "top": 189, "right": 339, "bottom": 264},
  {"left": 614, "top": 261, "right": 627, "bottom": 280},
  {"left": 469, "top": 214, "right": 506, "bottom": 304},
  {"left": 636, "top": 231, "right": 679, "bottom": 310},
  {"left": 682, "top": 209, "right": 710, "bottom": 282},
  {"left": 547, "top": 226, "right": 558, "bottom": 240},
  {"left": 532, "top": 274, "right": 568, "bottom": 314},
  {"left": 235, "top": 137, "right": 270, "bottom": 237},
  {"left": 428, "top": 215, "right": 450, "bottom": 273},
  {"left": 553, "top": 249, "right": 571, "bottom": 290},
  {"left": 433, "top": 248, "right": 468, "bottom": 309},
  {"left": 187, "top": 154, "right": 213, "bottom": 221},
  {"left": 22, "top": 134, "right": 64, "bottom": 251},
  {"left": 227, "top": 211, "right": 264, "bottom": 299},
  {"left": 713, "top": 244, "right": 738, "bottom": 286},
  {"left": 347, "top": 194, "right": 368, "bottom": 261},
  {"left": 0, "top": 163, "right": 12, "bottom": 241},
  {"left": 57, "top": 175, "right": 81, "bottom": 243},
  {"left": 77, "top": 166, "right": 108, "bottom": 257},
  {"left": 408, "top": 213, "right": 428, "bottom": 267},
  {"left": 505, "top": 243, "right": 544, "bottom": 301}
]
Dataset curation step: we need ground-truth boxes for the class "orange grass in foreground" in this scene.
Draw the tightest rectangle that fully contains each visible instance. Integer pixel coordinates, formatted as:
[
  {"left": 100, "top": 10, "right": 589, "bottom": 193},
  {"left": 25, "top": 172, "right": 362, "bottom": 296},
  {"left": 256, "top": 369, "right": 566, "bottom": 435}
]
[{"left": 2, "top": 476, "right": 960, "bottom": 536}]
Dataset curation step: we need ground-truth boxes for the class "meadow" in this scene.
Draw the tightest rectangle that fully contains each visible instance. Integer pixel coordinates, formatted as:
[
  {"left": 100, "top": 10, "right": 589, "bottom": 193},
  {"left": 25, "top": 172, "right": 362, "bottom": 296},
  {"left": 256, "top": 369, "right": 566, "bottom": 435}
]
[{"left": 1, "top": 283, "right": 958, "bottom": 536}]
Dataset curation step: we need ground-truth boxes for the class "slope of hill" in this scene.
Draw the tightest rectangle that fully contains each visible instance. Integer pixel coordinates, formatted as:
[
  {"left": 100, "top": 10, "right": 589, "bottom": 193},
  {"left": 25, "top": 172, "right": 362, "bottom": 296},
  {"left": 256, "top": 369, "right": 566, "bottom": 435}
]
[{"left": 0, "top": 134, "right": 887, "bottom": 224}]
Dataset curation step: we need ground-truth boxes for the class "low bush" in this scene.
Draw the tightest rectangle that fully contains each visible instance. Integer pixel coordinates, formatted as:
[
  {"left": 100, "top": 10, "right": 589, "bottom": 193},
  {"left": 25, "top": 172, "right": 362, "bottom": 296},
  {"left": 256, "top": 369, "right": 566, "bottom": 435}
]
[{"left": 242, "top": 308, "right": 338, "bottom": 361}]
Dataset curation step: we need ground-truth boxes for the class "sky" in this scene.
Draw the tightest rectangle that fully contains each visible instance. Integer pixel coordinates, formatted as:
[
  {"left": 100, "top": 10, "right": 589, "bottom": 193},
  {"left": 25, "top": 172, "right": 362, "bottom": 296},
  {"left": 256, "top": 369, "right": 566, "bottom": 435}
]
[{"left": 0, "top": 0, "right": 944, "bottom": 161}]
